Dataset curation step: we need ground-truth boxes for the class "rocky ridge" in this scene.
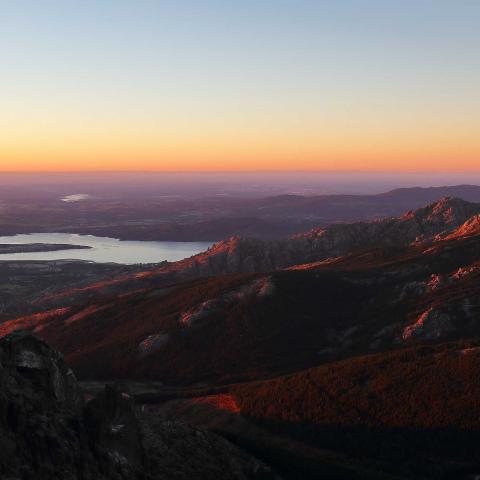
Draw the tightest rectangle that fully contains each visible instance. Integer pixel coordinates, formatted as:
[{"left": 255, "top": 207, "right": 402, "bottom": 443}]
[{"left": 159, "top": 197, "right": 480, "bottom": 279}]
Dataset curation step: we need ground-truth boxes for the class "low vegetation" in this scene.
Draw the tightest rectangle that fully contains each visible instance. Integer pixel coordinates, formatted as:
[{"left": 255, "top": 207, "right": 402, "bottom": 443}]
[{"left": 232, "top": 341, "right": 480, "bottom": 477}]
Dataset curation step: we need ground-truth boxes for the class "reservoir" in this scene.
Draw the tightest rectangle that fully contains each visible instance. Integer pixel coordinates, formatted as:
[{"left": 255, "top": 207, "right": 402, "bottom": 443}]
[{"left": 0, "top": 233, "right": 212, "bottom": 264}]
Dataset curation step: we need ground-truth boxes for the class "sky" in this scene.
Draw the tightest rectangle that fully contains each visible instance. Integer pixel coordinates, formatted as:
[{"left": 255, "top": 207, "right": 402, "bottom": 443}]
[{"left": 1, "top": 0, "right": 479, "bottom": 172}]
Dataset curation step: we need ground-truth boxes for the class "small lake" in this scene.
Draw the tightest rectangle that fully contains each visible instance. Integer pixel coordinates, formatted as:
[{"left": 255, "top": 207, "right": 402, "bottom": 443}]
[{"left": 0, "top": 233, "right": 212, "bottom": 264}]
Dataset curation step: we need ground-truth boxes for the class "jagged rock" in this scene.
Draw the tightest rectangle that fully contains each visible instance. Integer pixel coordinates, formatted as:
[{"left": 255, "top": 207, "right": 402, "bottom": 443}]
[
  {"left": 444, "top": 213, "right": 480, "bottom": 239},
  {"left": 0, "top": 330, "right": 82, "bottom": 408}
]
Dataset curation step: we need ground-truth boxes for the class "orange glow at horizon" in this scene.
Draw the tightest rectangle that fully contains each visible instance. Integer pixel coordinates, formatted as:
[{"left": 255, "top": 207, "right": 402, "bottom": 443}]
[
  {"left": 0, "top": 104, "right": 480, "bottom": 172},
  {"left": 2, "top": 121, "right": 479, "bottom": 172}
]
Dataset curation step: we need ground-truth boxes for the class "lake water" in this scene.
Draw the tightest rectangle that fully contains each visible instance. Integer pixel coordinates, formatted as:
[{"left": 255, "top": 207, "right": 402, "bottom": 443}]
[{"left": 0, "top": 233, "right": 212, "bottom": 264}]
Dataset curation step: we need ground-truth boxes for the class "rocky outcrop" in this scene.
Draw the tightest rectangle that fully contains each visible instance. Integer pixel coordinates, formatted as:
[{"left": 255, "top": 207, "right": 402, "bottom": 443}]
[
  {"left": 401, "top": 297, "right": 480, "bottom": 343},
  {"left": 0, "top": 331, "right": 277, "bottom": 479},
  {"left": 402, "top": 308, "right": 455, "bottom": 341},
  {"left": 444, "top": 213, "right": 480, "bottom": 239},
  {"left": 0, "top": 330, "right": 103, "bottom": 480}
]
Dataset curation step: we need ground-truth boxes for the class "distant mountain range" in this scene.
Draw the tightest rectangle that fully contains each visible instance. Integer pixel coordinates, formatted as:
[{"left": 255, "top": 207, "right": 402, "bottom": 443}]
[{"left": 3, "top": 184, "right": 480, "bottom": 240}]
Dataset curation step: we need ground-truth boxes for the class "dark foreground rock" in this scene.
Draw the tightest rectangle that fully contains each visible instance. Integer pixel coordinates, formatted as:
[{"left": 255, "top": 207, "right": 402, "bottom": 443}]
[{"left": 0, "top": 331, "right": 277, "bottom": 480}]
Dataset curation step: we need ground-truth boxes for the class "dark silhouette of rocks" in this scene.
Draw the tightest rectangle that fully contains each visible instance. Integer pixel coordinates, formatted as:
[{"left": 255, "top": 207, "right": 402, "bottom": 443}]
[{"left": 0, "top": 331, "right": 277, "bottom": 479}]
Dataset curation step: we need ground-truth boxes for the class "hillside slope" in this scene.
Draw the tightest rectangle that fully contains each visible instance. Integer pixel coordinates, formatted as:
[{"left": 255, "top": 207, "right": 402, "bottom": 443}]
[
  {"left": 231, "top": 340, "right": 480, "bottom": 478},
  {"left": 3, "top": 218, "right": 480, "bottom": 384}
]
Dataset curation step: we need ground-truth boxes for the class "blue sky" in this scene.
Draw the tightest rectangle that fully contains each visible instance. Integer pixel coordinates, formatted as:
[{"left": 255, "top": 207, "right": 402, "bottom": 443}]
[{"left": 1, "top": 0, "right": 479, "bottom": 171}]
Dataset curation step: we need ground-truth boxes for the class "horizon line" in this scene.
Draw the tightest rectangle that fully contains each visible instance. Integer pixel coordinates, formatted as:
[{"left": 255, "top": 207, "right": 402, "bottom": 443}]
[{"left": 2, "top": 169, "right": 480, "bottom": 175}]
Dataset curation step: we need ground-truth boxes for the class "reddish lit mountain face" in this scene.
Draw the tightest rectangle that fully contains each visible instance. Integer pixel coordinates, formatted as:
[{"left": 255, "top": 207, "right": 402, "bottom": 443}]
[{"left": 4, "top": 196, "right": 480, "bottom": 478}]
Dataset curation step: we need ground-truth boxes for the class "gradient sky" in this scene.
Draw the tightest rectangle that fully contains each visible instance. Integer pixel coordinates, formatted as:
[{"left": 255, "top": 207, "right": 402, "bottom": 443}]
[{"left": 1, "top": 0, "right": 479, "bottom": 172}]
